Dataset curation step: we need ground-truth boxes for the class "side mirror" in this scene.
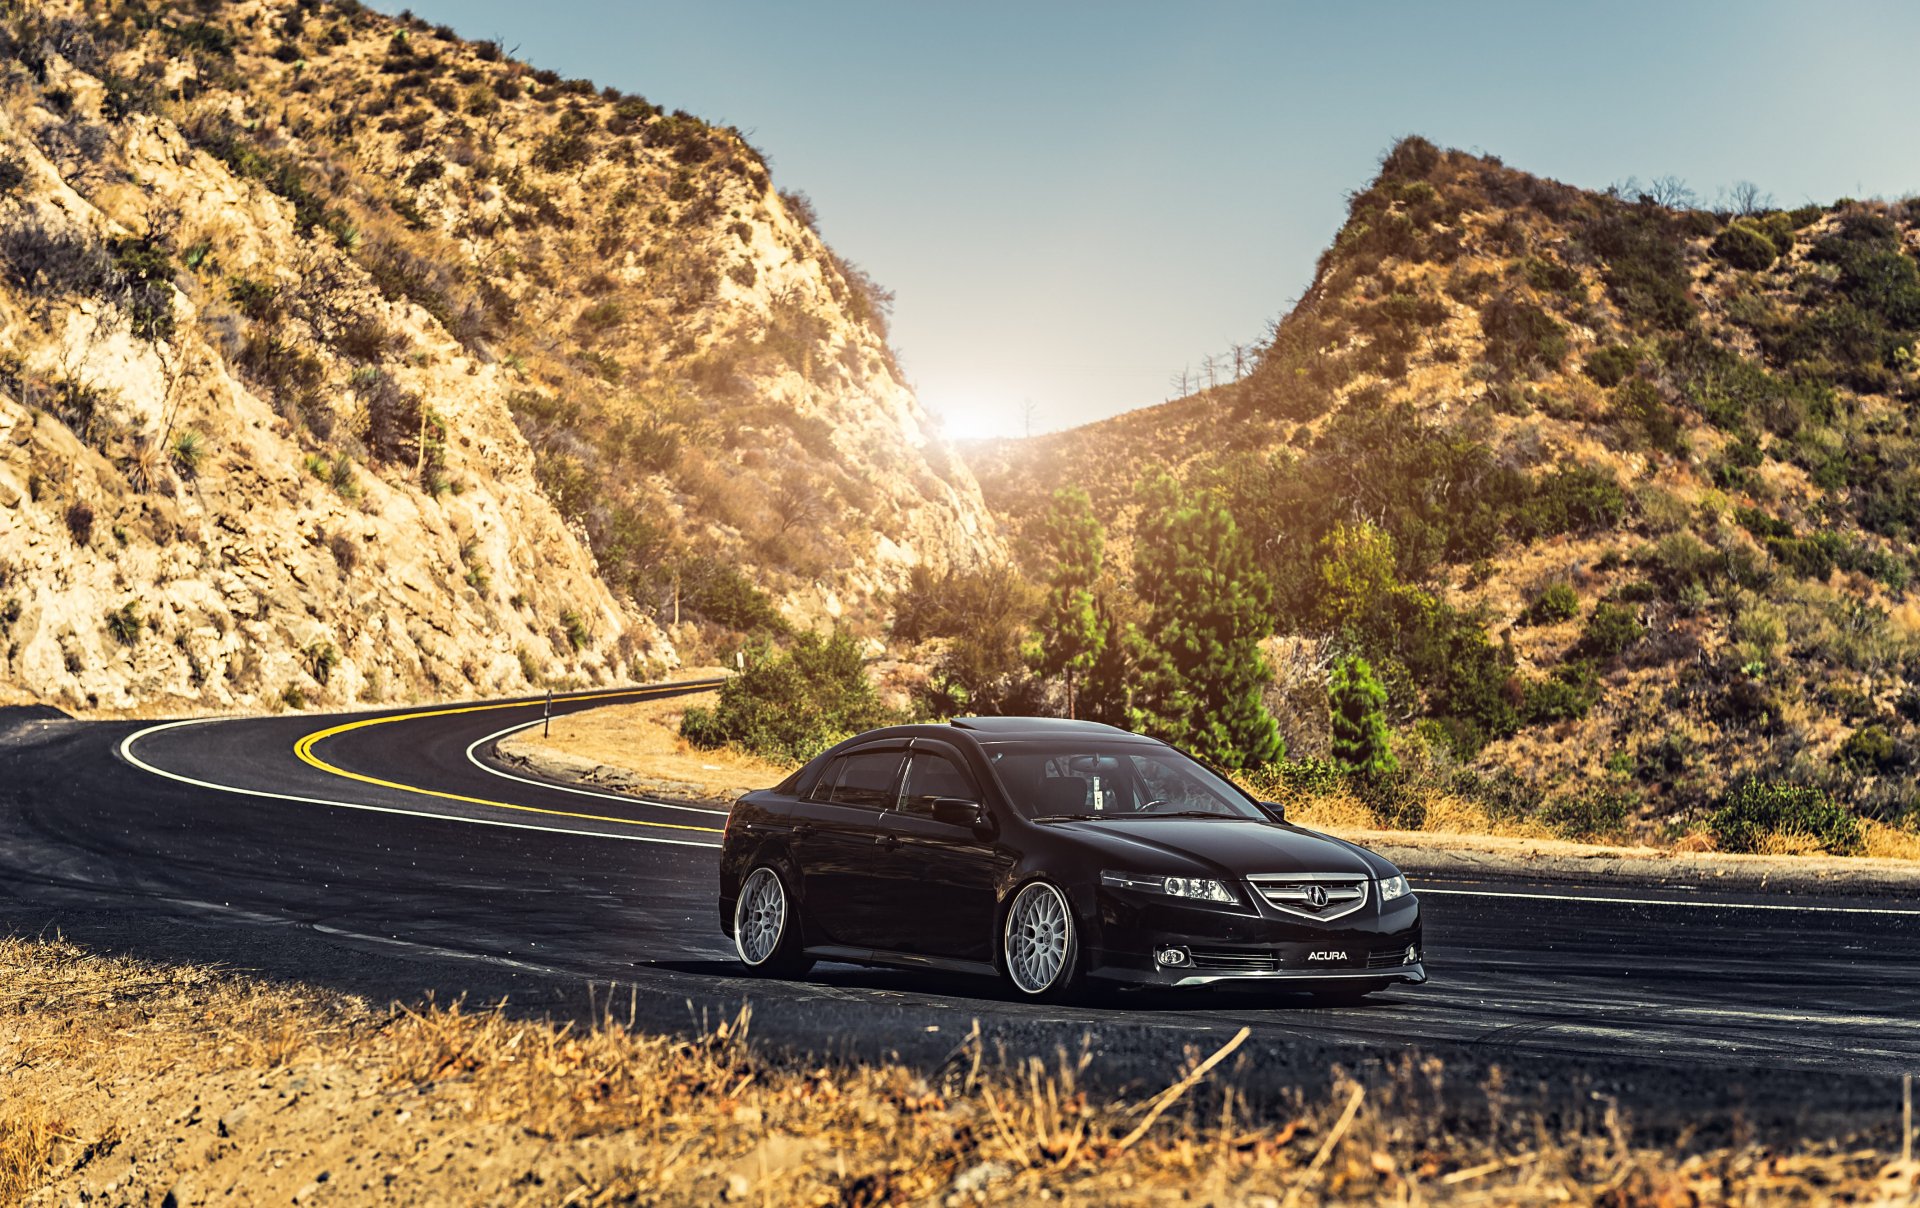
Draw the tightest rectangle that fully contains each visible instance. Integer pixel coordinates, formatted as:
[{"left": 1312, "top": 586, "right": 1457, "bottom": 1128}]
[
  {"left": 931, "top": 797, "right": 990, "bottom": 831},
  {"left": 1258, "top": 800, "right": 1287, "bottom": 824}
]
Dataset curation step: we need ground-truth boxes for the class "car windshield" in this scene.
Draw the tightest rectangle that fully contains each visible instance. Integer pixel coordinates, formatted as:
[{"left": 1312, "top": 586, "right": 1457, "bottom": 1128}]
[{"left": 981, "top": 741, "right": 1265, "bottom": 821}]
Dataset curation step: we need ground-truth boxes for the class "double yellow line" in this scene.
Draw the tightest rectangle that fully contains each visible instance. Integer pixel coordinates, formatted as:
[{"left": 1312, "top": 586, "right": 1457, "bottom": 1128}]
[{"left": 291, "top": 684, "right": 726, "bottom": 835}]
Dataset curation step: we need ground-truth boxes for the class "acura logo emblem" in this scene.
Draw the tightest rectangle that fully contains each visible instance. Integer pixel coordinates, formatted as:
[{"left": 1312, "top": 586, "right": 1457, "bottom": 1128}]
[{"left": 1305, "top": 885, "right": 1327, "bottom": 908}]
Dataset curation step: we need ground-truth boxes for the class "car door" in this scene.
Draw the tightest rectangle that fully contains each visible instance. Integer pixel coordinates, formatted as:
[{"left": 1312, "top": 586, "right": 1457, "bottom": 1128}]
[
  {"left": 790, "top": 745, "right": 904, "bottom": 949},
  {"left": 874, "top": 744, "right": 1009, "bottom": 962}
]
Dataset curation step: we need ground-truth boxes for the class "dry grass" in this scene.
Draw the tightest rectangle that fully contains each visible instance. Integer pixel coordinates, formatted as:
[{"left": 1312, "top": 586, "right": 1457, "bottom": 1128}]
[
  {"left": 1865, "top": 820, "right": 1920, "bottom": 861},
  {"left": 4, "top": 934, "right": 1918, "bottom": 1205}
]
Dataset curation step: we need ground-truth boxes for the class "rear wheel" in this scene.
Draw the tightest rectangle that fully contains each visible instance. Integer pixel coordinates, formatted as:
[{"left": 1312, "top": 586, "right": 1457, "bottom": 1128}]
[
  {"left": 1002, "top": 881, "right": 1082, "bottom": 1000},
  {"left": 733, "top": 866, "right": 814, "bottom": 977}
]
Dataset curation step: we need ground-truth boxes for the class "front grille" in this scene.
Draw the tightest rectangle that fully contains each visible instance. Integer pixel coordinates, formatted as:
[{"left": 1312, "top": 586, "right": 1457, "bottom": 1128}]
[
  {"left": 1247, "top": 873, "right": 1371, "bottom": 922},
  {"left": 1367, "top": 945, "right": 1419, "bottom": 969},
  {"left": 1186, "top": 947, "right": 1281, "bottom": 973}
]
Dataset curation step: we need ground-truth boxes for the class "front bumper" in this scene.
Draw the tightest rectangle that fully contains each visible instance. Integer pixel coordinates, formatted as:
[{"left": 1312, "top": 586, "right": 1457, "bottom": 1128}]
[{"left": 1084, "top": 886, "right": 1425, "bottom": 988}]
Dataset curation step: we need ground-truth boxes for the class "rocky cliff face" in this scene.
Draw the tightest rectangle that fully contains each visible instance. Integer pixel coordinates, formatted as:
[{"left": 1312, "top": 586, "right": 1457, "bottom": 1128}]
[{"left": 0, "top": 0, "right": 1001, "bottom": 714}]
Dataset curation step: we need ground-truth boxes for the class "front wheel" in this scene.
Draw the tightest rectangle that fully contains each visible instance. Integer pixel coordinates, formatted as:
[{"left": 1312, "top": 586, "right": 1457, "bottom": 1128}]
[
  {"left": 733, "top": 866, "right": 814, "bottom": 977},
  {"left": 1002, "top": 881, "right": 1083, "bottom": 1000}
]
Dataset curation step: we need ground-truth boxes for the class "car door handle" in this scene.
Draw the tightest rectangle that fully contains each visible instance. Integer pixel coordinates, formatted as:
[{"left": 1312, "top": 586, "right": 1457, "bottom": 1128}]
[
  {"left": 876, "top": 833, "right": 899, "bottom": 849},
  {"left": 791, "top": 822, "right": 814, "bottom": 839}
]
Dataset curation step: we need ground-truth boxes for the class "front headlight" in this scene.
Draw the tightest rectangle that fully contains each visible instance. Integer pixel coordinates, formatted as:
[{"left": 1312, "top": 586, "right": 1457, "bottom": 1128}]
[
  {"left": 1378, "top": 873, "right": 1410, "bottom": 902},
  {"left": 1101, "top": 871, "right": 1240, "bottom": 905}
]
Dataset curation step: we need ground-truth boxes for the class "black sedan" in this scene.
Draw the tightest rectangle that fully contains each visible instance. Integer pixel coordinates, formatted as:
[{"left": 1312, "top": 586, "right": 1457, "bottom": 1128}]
[{"left": 718, "top": 716, "right": 1424, "bottom": 1000}]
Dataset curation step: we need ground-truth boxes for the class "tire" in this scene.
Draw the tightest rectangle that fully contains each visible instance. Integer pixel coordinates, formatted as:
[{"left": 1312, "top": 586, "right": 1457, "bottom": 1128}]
[
  {"left": 1001, "top": 880, "right": 1083, "bottom": 1000},
  {"left": 733, "top": 865, "right": 814, "bottom": 977}
]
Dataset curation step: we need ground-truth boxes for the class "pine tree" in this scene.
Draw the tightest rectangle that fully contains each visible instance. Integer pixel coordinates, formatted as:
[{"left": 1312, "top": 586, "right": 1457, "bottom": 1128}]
[
  {"left": 1126, "top": 469, "right": 1283, "bottom": 769},
  {"left": 1328, "top": 653, "right": 1398, "bottom": 779},
  {"left": 1027, "top": 487, "right": 1105, "bottom": 717}
]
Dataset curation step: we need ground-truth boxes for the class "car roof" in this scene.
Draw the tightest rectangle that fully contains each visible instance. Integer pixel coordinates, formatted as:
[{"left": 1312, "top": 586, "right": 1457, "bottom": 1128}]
[{"left": 949, "top": 716, "right": 1137, "bottom": 738}]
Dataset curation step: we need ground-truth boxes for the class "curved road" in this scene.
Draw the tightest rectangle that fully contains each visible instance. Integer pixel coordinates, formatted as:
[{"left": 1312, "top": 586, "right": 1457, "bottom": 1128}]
[{"left": 4, "top": 681, "right": 1918, "bottom": 1127}]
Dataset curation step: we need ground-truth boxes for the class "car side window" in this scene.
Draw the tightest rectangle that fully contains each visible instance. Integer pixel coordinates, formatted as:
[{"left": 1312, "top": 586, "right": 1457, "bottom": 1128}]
[
  {"left": 807, "top": 755, "right": 847, "bottom": 802},
  {"left": 828, "top": 750, "right": 904, "bottom": 810},
  {"left": 899, "top": 751, "right": 978, "bottom": 816}
]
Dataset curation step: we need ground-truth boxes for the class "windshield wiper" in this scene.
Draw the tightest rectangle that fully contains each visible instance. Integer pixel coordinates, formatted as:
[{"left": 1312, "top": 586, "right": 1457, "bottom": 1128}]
[
  {"left": 1032, "top": 813, "right": 1102, "bottom": 822},
  {"left": 1133, "top": 810, "right": 1242, "bottom": 820}
]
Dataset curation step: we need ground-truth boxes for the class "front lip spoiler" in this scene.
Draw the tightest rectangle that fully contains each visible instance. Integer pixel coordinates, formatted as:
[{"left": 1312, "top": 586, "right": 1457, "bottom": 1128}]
[{"left": 1172, "top": 962, "right": 1426, "bottom": 987}]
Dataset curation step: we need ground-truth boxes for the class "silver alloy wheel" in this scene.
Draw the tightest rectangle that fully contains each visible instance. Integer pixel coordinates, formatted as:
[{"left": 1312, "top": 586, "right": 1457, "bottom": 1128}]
[
  {"left": 1004, "top": 882, "right": 1071, "bottom": 994},
  {"left": 734, "top": 867, "right": 788, "bottom": 966}
]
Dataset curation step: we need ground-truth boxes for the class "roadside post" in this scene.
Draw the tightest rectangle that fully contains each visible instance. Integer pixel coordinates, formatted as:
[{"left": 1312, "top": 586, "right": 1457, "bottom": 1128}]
[{"left": 544, "top": 687, "right": 552, "bottom": 738}]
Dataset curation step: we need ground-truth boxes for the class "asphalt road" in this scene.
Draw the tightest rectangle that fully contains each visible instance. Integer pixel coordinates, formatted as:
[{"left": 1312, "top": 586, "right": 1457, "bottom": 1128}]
[{"left": 5, "top": 682, "right": 1919, "bottom": 1135}]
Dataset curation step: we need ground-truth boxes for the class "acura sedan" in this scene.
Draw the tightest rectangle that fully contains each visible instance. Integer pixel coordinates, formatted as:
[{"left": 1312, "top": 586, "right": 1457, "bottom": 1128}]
[{"left": 718, "top": 717, "right": 1424, "bottom": 1001}]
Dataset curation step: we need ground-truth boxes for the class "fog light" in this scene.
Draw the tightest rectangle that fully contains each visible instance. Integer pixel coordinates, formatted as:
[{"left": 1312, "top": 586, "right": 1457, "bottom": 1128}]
[
  {"left": 1405, "top": 945, "right": 1419, "bottom": 965},
  {"left": 1154, "top": 946, "right": 1190, "bottom": 968}
]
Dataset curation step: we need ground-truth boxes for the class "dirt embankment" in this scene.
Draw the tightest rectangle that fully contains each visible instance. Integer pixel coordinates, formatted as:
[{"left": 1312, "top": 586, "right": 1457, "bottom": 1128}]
[
  {"left": 493, "top": 677, "right": 788, "bottom": 806},
  {"left": 6, "top": 933, "right": 1917, "bottom": 1206}
]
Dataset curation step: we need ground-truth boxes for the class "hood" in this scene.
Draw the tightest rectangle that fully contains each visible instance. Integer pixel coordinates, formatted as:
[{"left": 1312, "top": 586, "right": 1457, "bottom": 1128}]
[{"left": 1044, "top": 817, "right": 1389, "bottom": 878}]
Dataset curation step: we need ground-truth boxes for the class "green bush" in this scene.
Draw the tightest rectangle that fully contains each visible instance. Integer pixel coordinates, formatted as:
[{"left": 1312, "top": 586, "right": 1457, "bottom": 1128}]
[
  {"left": 1522, "top": 661, "right": 1600, "bottom": 725},
  {"left": 681, "top": 630, "right": 901, "bottom": 764},
  {"left": 560, "top": 609, "right": 590, "bottom": 652},
  {"left": 1522, "top": 582, "right": 1579, "bottom": 625},
  {"left": 170, "top": 430, "right": 204, "bottom": 477},
  {"left": 1577, "top": 602, "right": 1645, "bottom": 660},
  {"left": 1583, "top": 344, "right": 1639, "bottom": 388},
  {"left": 1837, "top": 724, "right": 1898, "bottom": 773},
  {"left": 678, "top": 558, "right": 789, "bottom": 635},
  {"left": 1480, "top": 296, "right": 1568, "bottom": 375},
  {"left": 1710, "top": 780, "right": 1863, "bottom": 855},
  {"left": 1580, "top": 205, "right": 1695, "bottom": 330},
  {"left": 1613, "top": 378, "right": 1684, "bottom": 454},
  {"left": 1710, "top": 221, "right": 1778, "bottom": 272},
  {"left": 1328, "top": 654, "right": 1397, "bottom": 779},
  {"left": 1539, "top": 784, "right": 1633, "bottom": 841},
  {"left": 105, "top": 601, "right": 142, "bottom": 646}
]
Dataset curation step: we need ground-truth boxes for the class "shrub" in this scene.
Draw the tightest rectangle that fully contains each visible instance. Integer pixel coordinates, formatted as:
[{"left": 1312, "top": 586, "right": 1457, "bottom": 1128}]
[
  {"left": 108, "top": 235, "right": 176, "bottom": 341},
  {"left": 1522, "top": 661, "right": 1600, "bottom": 725},
  {"left": 327, "top": 530, "right": 359, "bottom": 572},
  {"left": 1480, "top": 296, "right": 1568, "bottom": 375},
  {"left": 170, "top": 429, "right": 204, "bottom": 477},
  {"left": 1577, "top": 602, "right": 1645, "bottom": 660},
  {"left": 1583, "top": 344, "right": 1639, "bottom": 388},
  {"left": 1522, "top": 582, "right": 1579, "bottom": 625},
  {"left": 1328, "top": 654, "right": 1397, "bottom": 779},
  {"left": 678, "top": 557, "right": 789, "bottom": 635},
  {"left": 1710, "top": 221, "right": 1778, "bottom": 271},
  {"left": 560, "top": 608, "right": 590, "bottom": 651},
  {"left": 1613, "top": 378, "right": 1684, "bottom": 453},
  {"left": 303, "top": 641, "right": 339, "bottom": 686},
  {"left": 0, "top": 153, "right": 26, "bottom": 198},
  {"left": 63, "top": 500, "right": 95, "bottom": 545},
  {"left": 681, "top": 630, "right": 901, "bottom": 764},
  {"left": 1837, "top": 724, "right": 1898, "bottom": 773},
  {"left": 1539, "top": 784, "right": 1633, "bottom": 841},
  {"left": 1580, "top": 205, "right": 1695, "bottom": 330},
  {"left": 1710, "top": 780, "right": 1863, "bottom": 855},
  {"left": 105, "top": 600, "right": 141, "bottom": 645}
]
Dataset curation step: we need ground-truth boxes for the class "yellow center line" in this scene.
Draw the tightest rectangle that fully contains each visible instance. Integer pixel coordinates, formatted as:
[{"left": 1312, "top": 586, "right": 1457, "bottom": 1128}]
[{"left": 291, "top": 682, "right": 728, "bottom": 834}]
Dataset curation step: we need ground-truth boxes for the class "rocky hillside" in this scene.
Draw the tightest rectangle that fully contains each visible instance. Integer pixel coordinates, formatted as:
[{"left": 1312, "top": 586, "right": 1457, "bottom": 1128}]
[
  {"left": 971, "top": 138, "right": 1920, "bottom": 839},
  {"left": 0, "top": 0, "right": 998, "bottom": 714}
]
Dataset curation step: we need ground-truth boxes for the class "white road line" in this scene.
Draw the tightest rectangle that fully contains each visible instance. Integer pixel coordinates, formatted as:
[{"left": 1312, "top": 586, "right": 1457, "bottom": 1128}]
[
  {"left": 117, "top": 718, "right": 723, "bottom": 849},
  {"left": 464, "top": 719, "right": 730, "bottom": 816},
  {"left": 1417, "top": 886, "right": 1920, "bottom": 917}
]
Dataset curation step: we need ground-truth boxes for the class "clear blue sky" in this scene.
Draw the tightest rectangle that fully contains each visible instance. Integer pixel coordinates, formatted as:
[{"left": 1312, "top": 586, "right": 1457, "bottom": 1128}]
[{"left": 376, "top": 1, "right": 1918, "bottom": 438}]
